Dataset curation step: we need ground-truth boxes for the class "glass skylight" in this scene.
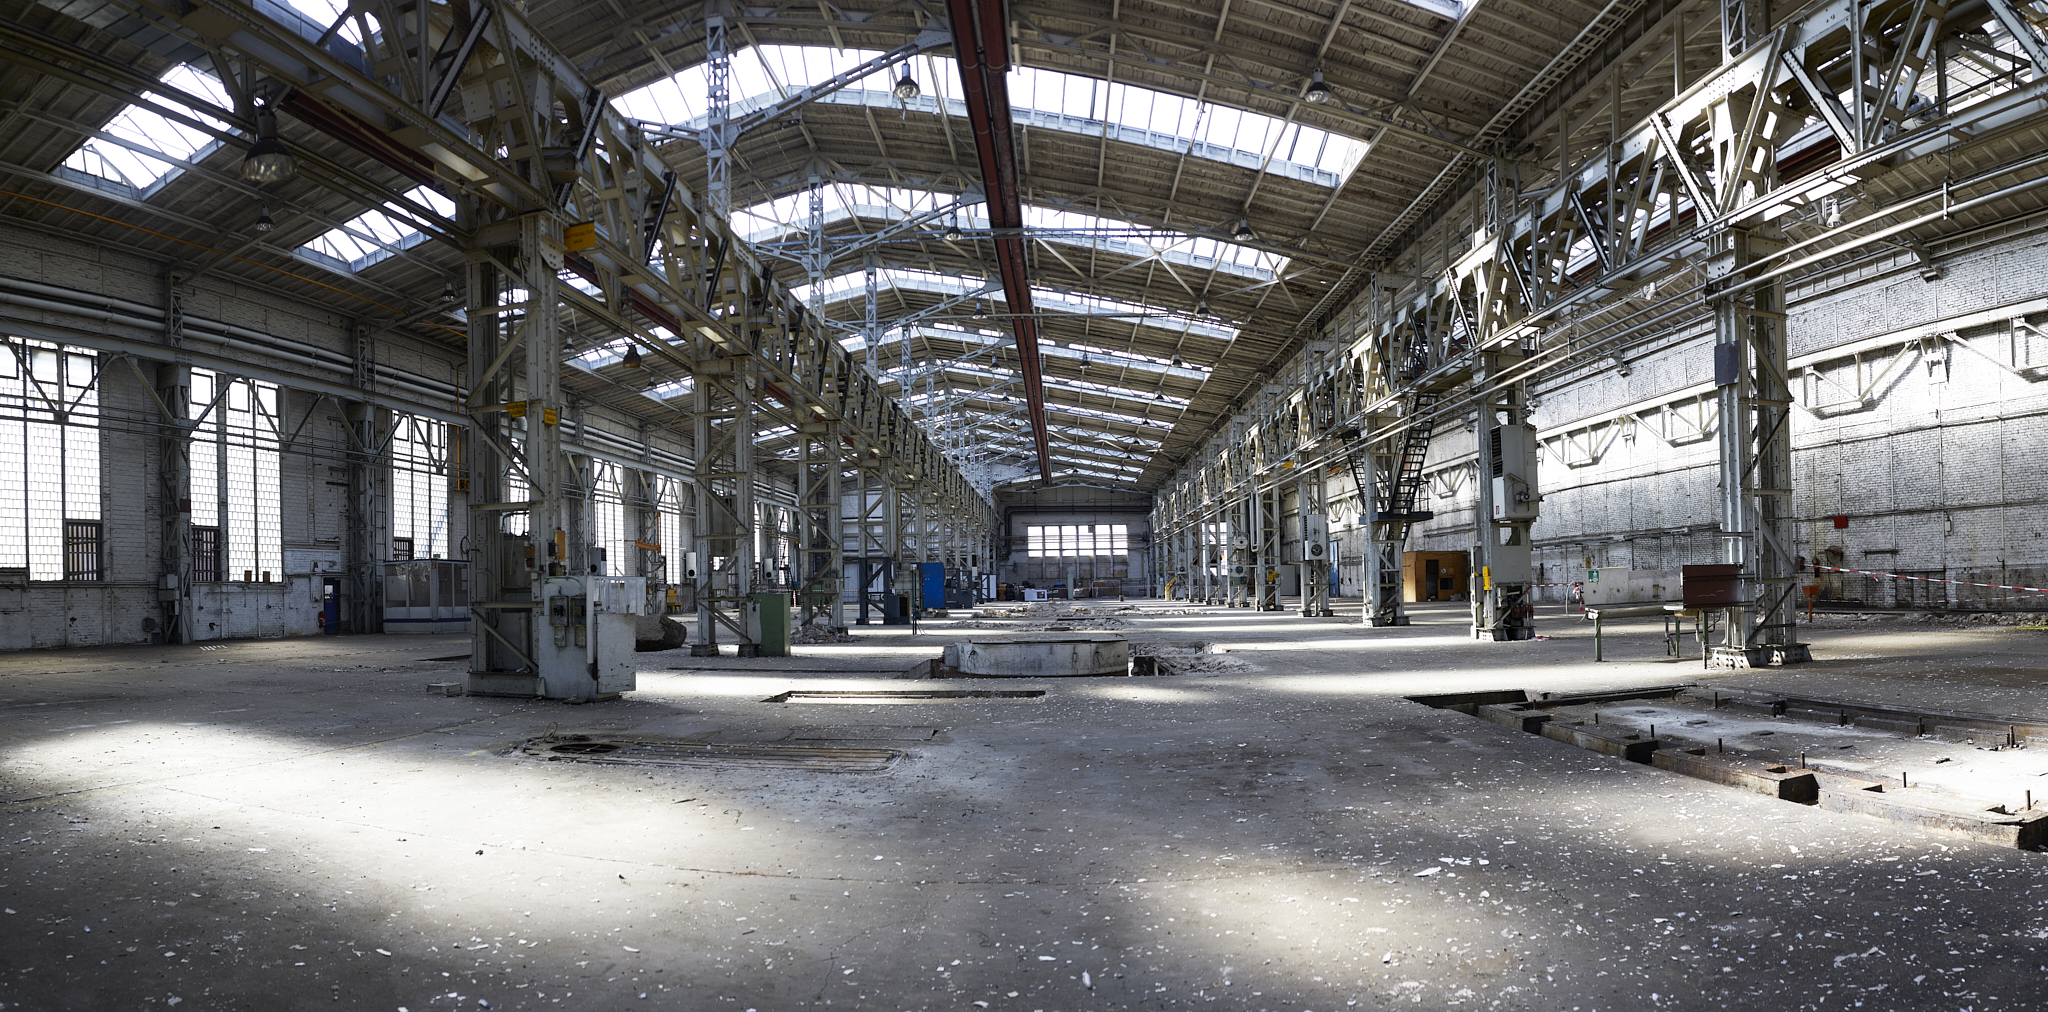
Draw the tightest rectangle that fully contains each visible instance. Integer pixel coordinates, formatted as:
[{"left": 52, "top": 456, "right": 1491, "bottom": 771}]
[
  {"left": 892, "top": 361, "right": 1189, "bottom": 407},
  {"left": 297, "top": 186, "right": 456, "bottom": 272},
  {"left": 793, "top": 268, "right": 1236, "bottom": 342},
  {"left": 60, "top": 64, "right": 233, "bottom": 197},
  {"left": 615, "top": 45, "right": 1367, "bottom": 188},
  {"left": 739, "top": 184, "right": 1282, "bottom": 279}
]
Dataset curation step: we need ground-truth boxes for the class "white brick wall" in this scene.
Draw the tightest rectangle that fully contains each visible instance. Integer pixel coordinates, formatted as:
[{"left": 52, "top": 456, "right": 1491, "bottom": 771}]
[{"left": 1402, "top": 231, "right": 2048, "bottom": 609}]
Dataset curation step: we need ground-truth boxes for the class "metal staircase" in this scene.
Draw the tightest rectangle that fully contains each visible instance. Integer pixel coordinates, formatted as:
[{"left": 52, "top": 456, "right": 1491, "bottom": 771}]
[
  {"left": 1354, "top": 391, "right": 1442, "bottom": 626},
  {"left": 1349, "top": 391, "right": 1440, "bottom": 524}
]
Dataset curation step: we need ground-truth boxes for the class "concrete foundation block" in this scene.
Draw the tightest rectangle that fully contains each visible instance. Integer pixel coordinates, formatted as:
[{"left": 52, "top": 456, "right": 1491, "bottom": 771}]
[
  {"left": 1476, "top": 703, "right": 1554, "bottom": 734},
  {"left": 1651, "top": 749, "right": 1819, "bottom": 802},
  {"left": 1817, "top": 786, "right": 2048, "bottom": 850},
  {"left": 1539, "top": 721, "right": 1660, "bottom": 763}
]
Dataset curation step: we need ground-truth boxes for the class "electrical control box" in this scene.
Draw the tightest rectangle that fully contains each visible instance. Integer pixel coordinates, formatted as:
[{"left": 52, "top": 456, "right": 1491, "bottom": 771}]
[
  {"left": 1489, "top": 423, "right": 1539, "bottom": 520},
  {"left": 1300, "top": 515, "right": 1328, "bottom": 558}
]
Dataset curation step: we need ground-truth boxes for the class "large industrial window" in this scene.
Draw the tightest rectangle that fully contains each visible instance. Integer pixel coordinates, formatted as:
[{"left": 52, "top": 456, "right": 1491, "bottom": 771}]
[
  {"left": 0, "top": 338, "right": 100, "bottom": 581},
  {"left": 651, "top": 474, "right": 690, "bottom": 585},
  {"left": 189, "top": 370, "right": 281, "bottom": 582},
  {"left": 391, "top": 413, "right": 448, "bottom": 559},
  {"left": 588, "top": 459, "right": 632, "bottom": 576},
  {"left": 1021, "top": 524, "right": 1131, "bottom": 591},
  {"left": 1025, "top": 524, "right": 1129, "bottom": 558}
]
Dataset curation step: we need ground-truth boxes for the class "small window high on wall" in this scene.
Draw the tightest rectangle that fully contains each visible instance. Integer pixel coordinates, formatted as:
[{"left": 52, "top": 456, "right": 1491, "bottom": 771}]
[
  {"left": 189, "top": 370, "right": 281, "bottom": 582},
  {"left": 0, "top": 337, "right": 100, "bottom": 581}
]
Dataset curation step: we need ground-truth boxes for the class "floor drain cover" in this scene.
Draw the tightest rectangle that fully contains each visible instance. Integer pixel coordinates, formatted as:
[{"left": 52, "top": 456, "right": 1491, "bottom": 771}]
[
  {"left": 762, "top": 689, "right": 1046, "bottom": 703},
  {"left": 790, "top": 726, "right": 943, "bottom": 741},
  {"left": 520, "top": 736, "right": 902, "bottom": 772}
]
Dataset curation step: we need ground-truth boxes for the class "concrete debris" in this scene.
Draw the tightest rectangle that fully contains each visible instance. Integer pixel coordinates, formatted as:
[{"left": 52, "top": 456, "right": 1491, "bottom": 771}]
[
  {"left": 791, "top": 625, "right": 857, "bottom": 645},
  {"left": 633, "top": 615, "right": 690, "bottom": 652}
]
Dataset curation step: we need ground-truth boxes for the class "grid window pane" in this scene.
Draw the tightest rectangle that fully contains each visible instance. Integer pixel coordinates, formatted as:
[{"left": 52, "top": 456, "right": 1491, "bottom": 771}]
[
  {"left": 1, "top": 338, "right": 100, "bottom": 580},
  {"left": 64, "top": 521, "right": 101, "bottom": 581},
  {"left": 392, "top": 414, "right": 449, "bottom": 559},
  {"left": 590, "top": 461, "right": 629, "bottom": 577},
  {"left": 191, "top": 370, "right": 280, "bottom": 581}
]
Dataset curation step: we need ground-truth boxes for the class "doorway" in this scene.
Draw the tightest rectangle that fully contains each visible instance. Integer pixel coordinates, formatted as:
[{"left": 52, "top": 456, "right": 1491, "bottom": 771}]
[{"left": 321, "top": 577, "right": 341, "bottom": 634}]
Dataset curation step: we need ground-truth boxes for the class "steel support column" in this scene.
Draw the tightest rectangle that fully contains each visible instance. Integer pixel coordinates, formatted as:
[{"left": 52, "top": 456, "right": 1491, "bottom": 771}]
[
  {"left": 1298, "top": 477, "right": 1333, "bottom": 617},
  {"left": 1708, "top": 227, "right": 1810, "bottom": 666},
  {"left": 1471, "top": 349, "right": 1537, "bottom": 641},
  {"left": 155, "top": 270, "right": 193, "bottom": 645},
  {"left": 1256, "top": 487, "right": 1282, "bottom": 611}
]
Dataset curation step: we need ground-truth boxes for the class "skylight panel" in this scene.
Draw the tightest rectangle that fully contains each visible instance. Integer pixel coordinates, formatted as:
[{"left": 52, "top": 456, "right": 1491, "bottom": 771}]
[
  {"left": 796, "top": 267, "right": 1237, "bottom": 342},
  {"left": 623, "top": 45, "right": 1366, "bottom": 187},
  {"left": 742, "top": 186, "right": 1279, "bottom": 279},
  {"left": 298, "top": 186, "right": 456, "bottom": 272},
  {"left": 61, "top": 64, "right": 232, "bottom": 196}
]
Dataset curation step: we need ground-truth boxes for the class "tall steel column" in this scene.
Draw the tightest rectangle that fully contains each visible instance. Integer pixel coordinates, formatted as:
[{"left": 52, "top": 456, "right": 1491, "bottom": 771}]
[
  {"left": 465, "top": 257, "right": 523, "bottom": 680},
  {"left": 1224, "top": 502, "right": 1247, "bottom": 607},
  {"left": 155, "top": 269, "right": 193, "bottom": 645},
  {"left": 862, "top": 253, "right": 881, "bottom": 376},
  {"left": 797, "top": 421, "right": 845, "bottom": 632},
  {"left": 1256, "top": 487, "right": 1283, "bottom": 611},
  {"left": 1298, "top": 477, "right": 1333, "bottom": 617},
  {"left": 701, "top": 2, "right": 733, "bottom": 222},
  {"left": 1708, "top": 227, "right": 1809, "bottom": 666},
  {"left": 1361, "top": 422, "right": 1408, "bottom": 626},
  {"left": 692, "top": 353, "right": 757, "bottom": 655},
  {"left": 1471, "top": 349, "right": 1538, "bottom": 641},
  {"left": 346, "top": 328, "right": 382, "bottom": 635}
]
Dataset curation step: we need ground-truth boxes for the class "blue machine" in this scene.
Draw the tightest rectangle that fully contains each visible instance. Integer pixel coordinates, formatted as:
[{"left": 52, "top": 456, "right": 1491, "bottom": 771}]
[{"left": 918, "top": 562, "right": 945, "bottom": 609}]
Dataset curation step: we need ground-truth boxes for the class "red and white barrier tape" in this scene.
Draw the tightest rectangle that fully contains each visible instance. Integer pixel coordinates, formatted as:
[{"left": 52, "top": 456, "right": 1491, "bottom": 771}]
[{"left": 1812, "top": 564, "right": 2048, "bottom": 600}]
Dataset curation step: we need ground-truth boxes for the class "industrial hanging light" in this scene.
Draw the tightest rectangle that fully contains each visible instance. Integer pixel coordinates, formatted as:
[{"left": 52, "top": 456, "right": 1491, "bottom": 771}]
[
  {"left": 240, "top": 103, "right": 298, "bottom": 184},
  {"left": 255, "top": 204, "right": 275, "bottom": 232},
  {"left": 1823, "top": 197, "right": 1845, "bottom": 228},
  {"left": 1195, "top": 299, "right": 1208, "bottom": 316},
  {"left": 893, "top": 73, "right": 921, "bottom": 100},
  {"left": 623, "top": 345, "right": 643, "bottom": 368},
  {"left": 440, "top": 280, "right": 457, "bottom": 303},
  {"left": 1232, "top": 218, "right": 1255, "bottom": 242},
  {"left": 1303, "top": 71, "right": 1333, "bottom": 105},
  {"left": 943, "top": 223, "right": 964, "bottom": 241},
  {"left": 972, "top": 300, "right": 988, "bottom": 320}
]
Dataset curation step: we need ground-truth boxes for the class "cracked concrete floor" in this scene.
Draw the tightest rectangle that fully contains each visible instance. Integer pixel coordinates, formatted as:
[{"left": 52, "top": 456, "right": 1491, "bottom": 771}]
[{"left": 3, "top": 601, "right": 2047, "bottom": 1012}]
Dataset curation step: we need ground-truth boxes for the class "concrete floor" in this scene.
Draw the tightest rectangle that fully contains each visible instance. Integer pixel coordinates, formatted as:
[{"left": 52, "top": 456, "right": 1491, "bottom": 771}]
[{"left": 3, "top": 601, "right": 2046, "bottom": 1012}]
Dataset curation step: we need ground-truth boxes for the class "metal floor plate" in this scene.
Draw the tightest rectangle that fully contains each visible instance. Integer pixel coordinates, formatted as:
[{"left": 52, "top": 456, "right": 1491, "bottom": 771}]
[
  {"left": 520, "top": 736, "right": 903, "bottom": 772},
  {"left": 761, "top": 689, "right": 1046, "bottom": 703}
]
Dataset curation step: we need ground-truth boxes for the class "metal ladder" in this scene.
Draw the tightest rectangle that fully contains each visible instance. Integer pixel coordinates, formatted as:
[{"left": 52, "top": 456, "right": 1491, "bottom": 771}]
[{"left": 1388, "top": 391, "right": 1441, "bottom": 516}]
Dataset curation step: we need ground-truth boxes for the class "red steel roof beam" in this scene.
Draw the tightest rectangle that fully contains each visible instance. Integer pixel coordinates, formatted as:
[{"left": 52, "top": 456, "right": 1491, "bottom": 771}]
[{"left": 946, "top": 0, "right": 1052, "bottom": 483}]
